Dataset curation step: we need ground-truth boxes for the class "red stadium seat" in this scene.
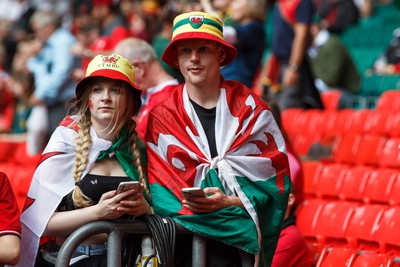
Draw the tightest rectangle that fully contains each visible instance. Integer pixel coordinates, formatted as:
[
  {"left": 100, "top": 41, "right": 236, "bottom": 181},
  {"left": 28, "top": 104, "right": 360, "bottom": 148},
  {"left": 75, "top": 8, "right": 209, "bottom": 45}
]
[
  {"left": 315, "top": 110, "right": 339, "bottom": 135},
  {"left": 379, "top": 137, "right": 400, "bottom": 168},
  {"left": 351, "top": 252, "right": 394, "bottom": 267},
  {"left": 333, "top": 133, "right": 362, "bottom": 165},
  {"left": 347, "top": 109, "right": 374, "bottom": 134},
  {"left": 314, "top": 201, "right": 358, "bottom": 246},
  {"left": 374, "top": 206, "right": 400, "bottom": 254},
  {"left": 314, "top": 163, "right": 348, "bottom": 199},
  {"left": 308, "top": 242, "right": 327, "bottom": 265},
  {"left": 375, "top": 90, "right": 400, "bottom": 113},
  {"left": 321, "top": 89, "right": 342, "bottom": 110},
  {"left": 355, "top": 134, "right": 387, "bottom": 167},
  {"left": 346, "top": 204, "right": 386, "bottom": 250},
  {"left": 363, "top": 168, "right": 398, "bottom": 205},
  {"left": 338, "top": 165, "right": 372, "bottom": 202},
  {"left": 296, "top": 198, "right": 326, "bottom": 242},
  {"left": 316, "top": 247, "right": 357, "bottom": 267},
  {"left": 302, "top": 161, "right": 324, "bottom": 198},
  {"left": 292, "top": 133, "right": 322, "bottom": 156},
  {"left": 330, "top": 109, "right": 355, "bottom": 135},
  {"left": 281, "top": 108, "right": 303, "bottom": 139},
  {"left": 363, "top": 111, "right": 392, "bottom": 136},
  {"left": 390, "top": 113, "right": 400, "bottom": 137},
  {"left": 389, "top": 173, "right": 400, "bottom": 206}
]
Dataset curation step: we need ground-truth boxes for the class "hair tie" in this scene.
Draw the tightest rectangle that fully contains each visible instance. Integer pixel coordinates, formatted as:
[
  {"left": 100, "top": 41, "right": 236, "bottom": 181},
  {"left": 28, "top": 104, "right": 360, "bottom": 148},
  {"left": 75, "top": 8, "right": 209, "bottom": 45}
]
[{"left": 75, "top": 181, "right": 80, "bottom": 187}]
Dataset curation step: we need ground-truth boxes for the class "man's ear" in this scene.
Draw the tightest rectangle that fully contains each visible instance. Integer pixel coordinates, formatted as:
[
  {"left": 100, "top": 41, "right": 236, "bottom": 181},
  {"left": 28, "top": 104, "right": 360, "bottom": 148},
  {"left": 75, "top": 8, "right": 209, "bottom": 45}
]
[
  {"left": 218, "top": 47, "right": 226, "bottom": 64},
  {"left": 132, "top": 60, "right": 146, "bottom": 79},
  {"left": 288, "top": 193, "right": 295, "bottom": 207}
]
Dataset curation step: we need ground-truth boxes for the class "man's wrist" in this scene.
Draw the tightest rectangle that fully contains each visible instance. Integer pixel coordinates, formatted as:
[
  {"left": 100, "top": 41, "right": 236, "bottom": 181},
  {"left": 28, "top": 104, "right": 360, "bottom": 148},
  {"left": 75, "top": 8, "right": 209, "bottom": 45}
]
[{"left": 288, "top": 63, "right": 299, "bottom": 72}]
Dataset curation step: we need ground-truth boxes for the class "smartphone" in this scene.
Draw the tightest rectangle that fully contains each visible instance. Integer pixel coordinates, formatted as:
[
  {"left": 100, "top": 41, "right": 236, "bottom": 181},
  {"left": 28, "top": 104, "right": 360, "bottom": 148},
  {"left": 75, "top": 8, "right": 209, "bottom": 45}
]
[
  {"left": 181, "top": 187, "right": 205, "bottom": 198},
  {"left": 117, "top": 181, "right": 141, "bottom": 194}
]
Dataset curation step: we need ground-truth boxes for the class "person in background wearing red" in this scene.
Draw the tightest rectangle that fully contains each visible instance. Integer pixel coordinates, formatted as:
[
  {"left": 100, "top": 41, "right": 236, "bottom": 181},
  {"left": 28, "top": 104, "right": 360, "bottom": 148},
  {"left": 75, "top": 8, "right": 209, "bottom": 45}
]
[
  {"left": 271, "top": 186, "right": 313, "bottom": 267},
  {"left": 0, "top": 171, "right": 21, "bottom": 266},
  {"left": 113, "top": 37, "right": 179, "bottom": 140}
]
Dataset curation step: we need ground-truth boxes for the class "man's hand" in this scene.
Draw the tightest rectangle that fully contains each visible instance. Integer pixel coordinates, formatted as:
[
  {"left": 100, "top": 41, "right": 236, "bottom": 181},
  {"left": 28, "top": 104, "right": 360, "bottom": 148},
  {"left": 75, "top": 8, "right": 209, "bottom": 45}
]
[{"left": 182, "top": 187, "right": 244, "bottom": 213}]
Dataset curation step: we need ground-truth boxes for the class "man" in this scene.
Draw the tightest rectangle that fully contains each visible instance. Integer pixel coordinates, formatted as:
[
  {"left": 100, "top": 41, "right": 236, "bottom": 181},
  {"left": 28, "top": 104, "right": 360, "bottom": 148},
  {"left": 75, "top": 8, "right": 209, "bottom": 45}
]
[
  {"left": 0, "top": 172, "right": 21, "bottom": 266},
  {"left": 265, "top": 0, "right": 324, "bottom": 110},
  {"left": 145, "top": 11, "right": 291, "bottom": 266},
  {"left": 113, "top": 37, "right": 179, "bottom": 140},
  {"left": 308, "top": 18, "right": 360, "bottom": 96},
  {"left": 26, "top": 9, "right": 78, "bottom": 135}
]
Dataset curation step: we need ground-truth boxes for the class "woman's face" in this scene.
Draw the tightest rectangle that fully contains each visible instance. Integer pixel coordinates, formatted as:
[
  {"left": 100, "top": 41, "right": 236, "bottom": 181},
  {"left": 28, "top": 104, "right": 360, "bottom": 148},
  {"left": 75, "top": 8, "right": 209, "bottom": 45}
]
[
  {"left": 88, "top": 77, "right": 128, "bottom": 131},
  {"left": 230, "top": 0, "right": 247, "bottom": 22}
]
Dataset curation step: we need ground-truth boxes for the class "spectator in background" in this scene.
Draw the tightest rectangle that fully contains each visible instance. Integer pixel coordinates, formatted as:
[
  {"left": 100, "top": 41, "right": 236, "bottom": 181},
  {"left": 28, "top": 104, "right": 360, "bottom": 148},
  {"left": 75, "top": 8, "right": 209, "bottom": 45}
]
[
  {"left": 372, "top": 27, "right": 400, "bottom": 75},
  {"left": 265, "top": 0, "right": 324, "bottom": 110},
  {"left": 146, "top": 11, "right": 290, "bottom": 266},
  {"left": 315, "top": 0, "right": 359, "bottom": 34},
  {"left": 113, "top": 37, "right": 179, "bottom": 140},
  {"left": 152, "top": 7, "right": 185, "bottom": 83},
  {"left": 0, "top": 171, "right": 21, "bottom": 266},
  {"left": 0, "top": 69, "right": 14, "bottom": 133},
  {"left": 91, "top": 0, "right": 130, "bottom": 49},
  {"left": 25, "top": 9, "right": 78, "bottom": 135},
  {"left": 271, "top": 186, "right": 313, "bottom": 267},
  {"left": 9, "top": 70, "right": 48, "bottom": 156},
  {"left": 220, "top": 0, "right": 267, "bottom": 89},
  {"left": 200, "top": 0, "right": 236, "bottom": 26},
  {"left": 308, "top": 16, "right": 360, "bottom": 104},
  {"left": 353, "top": 0, "right": 373, "bottom": 18}
]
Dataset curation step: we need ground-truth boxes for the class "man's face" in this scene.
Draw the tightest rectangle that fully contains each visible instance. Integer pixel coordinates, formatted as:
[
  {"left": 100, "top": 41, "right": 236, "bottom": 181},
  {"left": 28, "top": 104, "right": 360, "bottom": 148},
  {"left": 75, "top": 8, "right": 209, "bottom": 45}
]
[{"left": 174, "top": 39, "right": 224, "bottom": 87}]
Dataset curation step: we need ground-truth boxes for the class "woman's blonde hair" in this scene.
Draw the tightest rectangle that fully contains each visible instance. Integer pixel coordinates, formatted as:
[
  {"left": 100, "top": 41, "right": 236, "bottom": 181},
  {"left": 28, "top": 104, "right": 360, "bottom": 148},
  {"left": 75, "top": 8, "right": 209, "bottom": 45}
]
[
  {"left": 243, "top": 0, "right": 267, "bottom": 22},
  {"left": 70, "top": 79, "right": 149, "bottom": 208}
]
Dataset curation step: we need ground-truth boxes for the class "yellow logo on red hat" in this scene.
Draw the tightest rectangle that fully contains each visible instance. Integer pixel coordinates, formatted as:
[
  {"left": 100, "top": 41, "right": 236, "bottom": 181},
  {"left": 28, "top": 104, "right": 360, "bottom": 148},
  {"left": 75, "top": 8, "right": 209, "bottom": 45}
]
[{"left": 189, "top": 15, "right": 204, "bottom": 29}]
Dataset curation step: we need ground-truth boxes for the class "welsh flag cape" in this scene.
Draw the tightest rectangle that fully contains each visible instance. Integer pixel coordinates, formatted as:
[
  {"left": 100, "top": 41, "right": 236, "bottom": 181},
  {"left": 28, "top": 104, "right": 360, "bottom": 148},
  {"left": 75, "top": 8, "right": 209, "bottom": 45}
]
[
  {"left": 145, "top": 79, "right": 291, "bottom": 266},
  {"left": 15, "top": 116, "right": 144, "bottom": 267}
]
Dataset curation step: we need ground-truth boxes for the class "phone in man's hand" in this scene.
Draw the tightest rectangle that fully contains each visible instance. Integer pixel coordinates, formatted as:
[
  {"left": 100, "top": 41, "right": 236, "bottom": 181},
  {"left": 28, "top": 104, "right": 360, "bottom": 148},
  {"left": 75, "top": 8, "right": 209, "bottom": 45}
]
[{"left": 181, "top": 187, "right": 205, "bottom": 198}]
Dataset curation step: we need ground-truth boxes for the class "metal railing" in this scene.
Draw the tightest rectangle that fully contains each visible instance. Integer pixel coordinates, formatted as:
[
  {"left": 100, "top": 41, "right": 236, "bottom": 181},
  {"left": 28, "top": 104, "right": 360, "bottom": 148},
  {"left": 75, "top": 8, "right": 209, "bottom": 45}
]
[{"left": 55, "top": 219, "right": 206, "bottom": 267}]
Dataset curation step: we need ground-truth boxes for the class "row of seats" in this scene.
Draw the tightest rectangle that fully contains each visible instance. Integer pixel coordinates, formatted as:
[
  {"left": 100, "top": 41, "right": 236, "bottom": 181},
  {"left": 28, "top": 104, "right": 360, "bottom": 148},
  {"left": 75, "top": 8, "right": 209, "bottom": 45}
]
[
  {"left": 303, "top": 161, "right": 400, "bottom": 206},
  {"left": 282, "top": 90, "right": 400, "bottom": 157},
  {"left": 0, "top": 139, "right": 40, "bottom": 211},
  {"left": 289, "top": 90, "right": 400, "bottom": 265},
  {"left": 283, "top": 107, "right": 400, "bottom": 138},
  {"left": 0, "top": 161, "right": 35, "bottom": 211},
  {"left": 316, "top": 247, "right": 399, "bottom": 267},
  {"left": 297, "top": 200, "right": 400, "bottom": 264}
]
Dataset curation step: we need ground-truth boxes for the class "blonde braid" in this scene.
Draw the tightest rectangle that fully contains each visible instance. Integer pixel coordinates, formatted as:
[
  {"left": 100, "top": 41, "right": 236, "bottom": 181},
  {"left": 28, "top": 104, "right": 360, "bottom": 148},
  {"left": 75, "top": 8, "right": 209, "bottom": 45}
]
[
  {"left": 128, "top": 119, "right": 153, "bottom": 213},
  {"left": 72, "top": 115, "right": 93, "bottom": 208}
]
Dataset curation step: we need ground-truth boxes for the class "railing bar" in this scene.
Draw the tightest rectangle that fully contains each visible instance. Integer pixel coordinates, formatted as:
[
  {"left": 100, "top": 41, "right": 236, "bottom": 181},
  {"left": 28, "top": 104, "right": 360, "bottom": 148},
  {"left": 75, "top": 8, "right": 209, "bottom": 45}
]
[
  {"left": 107, "top": 230, "right": 122, "bottom": 267},
  {"left": 192, "top": 235, "right": 206, "bottom": 267}
]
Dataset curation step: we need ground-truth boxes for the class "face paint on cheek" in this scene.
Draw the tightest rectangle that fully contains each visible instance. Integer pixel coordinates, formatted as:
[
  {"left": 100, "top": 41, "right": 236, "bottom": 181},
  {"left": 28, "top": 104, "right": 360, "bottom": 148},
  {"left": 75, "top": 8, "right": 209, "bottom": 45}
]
[{"left": 89, "top": 100, "right": 94, "bottom": 110}]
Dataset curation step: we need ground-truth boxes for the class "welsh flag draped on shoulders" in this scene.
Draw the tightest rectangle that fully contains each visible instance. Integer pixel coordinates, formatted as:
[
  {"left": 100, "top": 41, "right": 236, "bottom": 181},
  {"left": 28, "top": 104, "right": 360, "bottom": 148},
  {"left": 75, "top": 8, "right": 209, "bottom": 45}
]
[
  {"left": 145, "top": 78, "right": 291, "bottom": 267},
  {"left": 15, "top": 115, "right": 143, "bottom": 267}
]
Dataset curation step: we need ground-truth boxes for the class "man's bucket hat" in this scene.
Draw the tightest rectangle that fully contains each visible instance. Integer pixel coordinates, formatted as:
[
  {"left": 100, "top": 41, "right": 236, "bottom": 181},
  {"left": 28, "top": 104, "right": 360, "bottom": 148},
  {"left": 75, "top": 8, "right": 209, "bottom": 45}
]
[{"left": 162, "top": 11, "right": 237, "bottom": 68}]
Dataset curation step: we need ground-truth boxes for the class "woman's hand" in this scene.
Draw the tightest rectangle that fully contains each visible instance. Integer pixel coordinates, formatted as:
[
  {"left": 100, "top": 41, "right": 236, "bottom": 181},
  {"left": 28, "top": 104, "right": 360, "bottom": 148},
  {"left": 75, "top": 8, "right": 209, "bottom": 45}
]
[
  {"left": 118, "top": 192, "right": 152, "bottom": 216},
  {"left": 94, "top": 189, "right": 138, "bottom": 219},
  {"left": 182, "top": 187, "right": 244, "bottom": 213}
]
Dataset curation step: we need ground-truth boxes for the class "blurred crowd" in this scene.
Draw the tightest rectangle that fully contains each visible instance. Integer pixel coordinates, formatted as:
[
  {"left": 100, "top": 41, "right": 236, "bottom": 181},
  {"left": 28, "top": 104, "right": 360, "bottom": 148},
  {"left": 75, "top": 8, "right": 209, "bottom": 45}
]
[{"left": 0, "top": 0, "right": 397, "bottom": 155}]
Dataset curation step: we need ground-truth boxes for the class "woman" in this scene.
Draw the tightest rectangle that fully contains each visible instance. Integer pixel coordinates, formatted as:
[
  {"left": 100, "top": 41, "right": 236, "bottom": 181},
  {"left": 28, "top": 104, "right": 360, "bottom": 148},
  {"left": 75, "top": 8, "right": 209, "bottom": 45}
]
[
  {"left": 220, "top": 0, "right": 267, "bottom": 89},
  {"left": 15, "top": 54, "right": 151, "bottom": 267}
]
